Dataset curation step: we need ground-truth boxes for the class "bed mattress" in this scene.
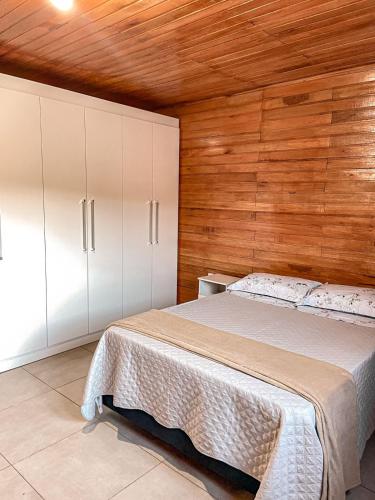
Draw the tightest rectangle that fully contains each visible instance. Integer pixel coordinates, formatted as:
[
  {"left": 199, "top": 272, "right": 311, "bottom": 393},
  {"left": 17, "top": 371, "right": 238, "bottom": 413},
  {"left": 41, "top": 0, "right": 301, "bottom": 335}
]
[{"left": 82, "top": 292, "right": 375, "bottom": 500}]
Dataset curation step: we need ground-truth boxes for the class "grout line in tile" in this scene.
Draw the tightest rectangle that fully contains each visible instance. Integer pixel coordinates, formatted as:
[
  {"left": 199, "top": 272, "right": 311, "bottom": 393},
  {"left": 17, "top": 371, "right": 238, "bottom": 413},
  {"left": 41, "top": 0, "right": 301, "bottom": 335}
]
[
  {"left": 18, "top": 368, "right": 59, "bottom": 391},
  {"left": 81, "top": 342, "right": 98, "bottom": 353},
  {"left": 22, "top": 347, "right": 90, "bottom": 374},
  {"left": 362, "top": 485, "right": 375, "bottom": 494},
  {"left": 107, "top": 462, "right": 161, "bottom": 500},
  {"left": 100, "top": 417, "right": 165, "bottom": 463},
  {"left": 11, "top": 464, "right": 46, "bottom": 500},
  {"left": 0, "top": 451, "right": 10, "bottom": 468},
  {"left": 0, "top": 388, "right": 54, "bottom": 417},
  {"left": 0, "top": 367, "right": 89, "bottom": 419},
  {"left": 162, "top": 453, "right": 248, "bottom": 500},
  {"left": 12, "top": 422, "right": 96, "bottom": 469},
  {"left": 53, "top": 388, "right": 84, "bottom": 408},
  {"left": 12, "top": 419, "right": 161, "bottom": 499},
  {"left": 55, "top": 391, "right": 85, "bottom": 408},
  {"left": 99, "top": 412, "right": 227, "bottom": 497},
  {"left": 21, "top": 363, "right": 90, "bottom": 391},
  {"left": 4, "top": 353, "right": 90, "bottom": 412},
  {"left": 162, "top": 459, "right": 216, "bottom": 496},
  {"left": 56, "top": 376, "right": 86, "bottom": 391},
  {"left": 55, "top": 376, "right": 86, "bottom": 402},
  {"left": 1, "top": 386, "right": 93, "bottom": 466}
]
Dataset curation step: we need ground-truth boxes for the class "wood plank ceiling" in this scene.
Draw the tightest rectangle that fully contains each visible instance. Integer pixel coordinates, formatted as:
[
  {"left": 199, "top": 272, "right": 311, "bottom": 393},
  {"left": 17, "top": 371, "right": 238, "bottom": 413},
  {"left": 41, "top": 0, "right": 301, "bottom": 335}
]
[{"left": 1, "top": 0, "right": 375, "bottom": 108}]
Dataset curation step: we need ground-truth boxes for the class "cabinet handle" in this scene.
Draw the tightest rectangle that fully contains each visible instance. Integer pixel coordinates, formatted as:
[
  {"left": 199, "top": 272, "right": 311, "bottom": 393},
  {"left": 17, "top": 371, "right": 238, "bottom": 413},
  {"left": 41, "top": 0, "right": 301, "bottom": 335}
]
[
  {"left": 80, "top": 198, "right": 87, "bottom": 252},
  {"left": 153, "top": 200, "right": 159, "bottom": 245},
  {"left": 147, "top": 200, "right": 153, "bottom": 246},
  {"left": 89, "top": 199, "right": 95, "bottom": 251},
  {"left": 0, "top": 214, "right": 3, "bottom": 261}
]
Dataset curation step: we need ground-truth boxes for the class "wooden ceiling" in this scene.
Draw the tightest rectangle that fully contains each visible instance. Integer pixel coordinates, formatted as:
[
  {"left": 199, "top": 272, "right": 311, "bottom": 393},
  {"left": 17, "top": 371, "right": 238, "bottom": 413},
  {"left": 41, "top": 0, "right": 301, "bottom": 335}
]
[{"left": 1, "top": 0, "right": 375, "bottom": 109}]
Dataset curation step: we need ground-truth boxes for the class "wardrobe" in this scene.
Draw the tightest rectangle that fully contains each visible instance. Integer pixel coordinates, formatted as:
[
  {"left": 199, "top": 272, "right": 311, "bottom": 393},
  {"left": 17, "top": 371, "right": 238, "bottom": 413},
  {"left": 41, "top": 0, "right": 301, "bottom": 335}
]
[
  {"left": 0, "top": 73, "right": 179, "bottom": 372},
  {"left": 123, "top": 118, "right": 179, "bottom": 317}
]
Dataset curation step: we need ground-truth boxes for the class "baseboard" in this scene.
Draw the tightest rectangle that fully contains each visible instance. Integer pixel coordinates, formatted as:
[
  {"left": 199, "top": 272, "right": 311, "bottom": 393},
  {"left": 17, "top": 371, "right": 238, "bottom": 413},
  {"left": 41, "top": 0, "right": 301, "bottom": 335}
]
[{"left": 0, "top": 331, "right": 103, "bottom": 373}]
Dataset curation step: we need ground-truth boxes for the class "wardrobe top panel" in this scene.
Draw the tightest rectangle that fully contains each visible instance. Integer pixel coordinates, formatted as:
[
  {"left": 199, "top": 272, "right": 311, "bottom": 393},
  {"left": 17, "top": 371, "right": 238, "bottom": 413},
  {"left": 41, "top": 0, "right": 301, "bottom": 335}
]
[{"left": 0, "top": 72, "right": 178, "bottom": 129}]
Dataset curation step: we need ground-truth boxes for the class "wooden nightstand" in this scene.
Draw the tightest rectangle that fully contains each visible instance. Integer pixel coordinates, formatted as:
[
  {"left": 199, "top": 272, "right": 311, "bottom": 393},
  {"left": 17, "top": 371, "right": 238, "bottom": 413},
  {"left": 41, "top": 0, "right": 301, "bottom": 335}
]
[{"left": 198, "top": 273, "right": 240, "bottom": 299}]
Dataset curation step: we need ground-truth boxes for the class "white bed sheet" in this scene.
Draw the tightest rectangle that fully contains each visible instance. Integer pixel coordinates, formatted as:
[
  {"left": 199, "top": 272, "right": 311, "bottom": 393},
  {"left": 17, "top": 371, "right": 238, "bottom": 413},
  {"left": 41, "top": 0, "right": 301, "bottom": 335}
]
[{"left": 82, "top": 292, "right": 375, "bottom": 500}]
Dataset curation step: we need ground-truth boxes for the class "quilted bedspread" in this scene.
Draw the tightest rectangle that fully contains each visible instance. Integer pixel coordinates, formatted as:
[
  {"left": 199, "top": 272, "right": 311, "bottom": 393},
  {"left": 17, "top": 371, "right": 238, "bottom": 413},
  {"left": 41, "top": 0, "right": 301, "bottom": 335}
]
[{"left": 82, "top": 292, "right": 375, "bottom": 500}]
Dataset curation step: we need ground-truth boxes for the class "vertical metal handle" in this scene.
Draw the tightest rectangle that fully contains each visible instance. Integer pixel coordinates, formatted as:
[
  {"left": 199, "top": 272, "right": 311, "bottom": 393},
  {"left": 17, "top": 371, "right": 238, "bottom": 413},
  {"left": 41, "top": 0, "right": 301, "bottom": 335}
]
[
  {"left": 147, "top": 200, "right": 153, "bottom": 245},
  {"left": 90, "top": 199, "right": 95, "bottom": 251},
  {"left": 153, "top": 200, "right": 159, "bottom": 245},
  {"left": 80, "top": 198, "right": 87, "bottom": 252},
  {"left": 0, "top": 214, "right": 3, "bottom": 261}
]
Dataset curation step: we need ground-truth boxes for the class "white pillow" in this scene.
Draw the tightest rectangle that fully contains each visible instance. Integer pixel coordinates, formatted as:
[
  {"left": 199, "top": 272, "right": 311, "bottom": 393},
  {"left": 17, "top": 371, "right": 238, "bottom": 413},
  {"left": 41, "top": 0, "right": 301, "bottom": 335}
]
[
  {"left": 299, "top": 284, "right": 375, "bottom": 318},
  {"left": 228, "top": 273, "right": 321, "bottom": 303}
]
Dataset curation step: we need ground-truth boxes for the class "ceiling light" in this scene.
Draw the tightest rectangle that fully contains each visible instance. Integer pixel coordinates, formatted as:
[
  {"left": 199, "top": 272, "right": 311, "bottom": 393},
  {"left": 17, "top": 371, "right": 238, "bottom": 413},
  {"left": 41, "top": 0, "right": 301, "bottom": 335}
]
[{"left": 50, "top": 0, "right": 74, "bottom": 11}]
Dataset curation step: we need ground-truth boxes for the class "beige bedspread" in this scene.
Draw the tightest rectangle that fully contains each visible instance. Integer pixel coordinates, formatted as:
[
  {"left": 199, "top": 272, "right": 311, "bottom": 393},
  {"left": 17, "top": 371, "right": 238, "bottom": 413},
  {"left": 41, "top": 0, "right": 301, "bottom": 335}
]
[{"left": 112, "top": 309, "right": 361, "bottom": 500}]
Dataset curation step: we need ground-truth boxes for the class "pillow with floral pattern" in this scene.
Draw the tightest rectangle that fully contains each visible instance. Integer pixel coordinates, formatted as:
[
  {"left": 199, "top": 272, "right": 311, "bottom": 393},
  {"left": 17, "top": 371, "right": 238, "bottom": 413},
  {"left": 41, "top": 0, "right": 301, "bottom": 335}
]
[
  {"left": 228, "top": 273, "right": 321, "bottom": 303},
  {"left": 299, "top": 284, "right": 375, "bottom": 318},
  {"left": 297, "top": 305, "right": 375, "bottom": 328}
]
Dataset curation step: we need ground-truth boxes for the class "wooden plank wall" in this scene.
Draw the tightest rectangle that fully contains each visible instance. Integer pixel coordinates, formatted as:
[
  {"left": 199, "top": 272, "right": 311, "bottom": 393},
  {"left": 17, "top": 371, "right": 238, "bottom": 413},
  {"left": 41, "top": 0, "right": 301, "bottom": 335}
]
[{"left": 162, "top": 65, "right": 375, "bottom": 303}]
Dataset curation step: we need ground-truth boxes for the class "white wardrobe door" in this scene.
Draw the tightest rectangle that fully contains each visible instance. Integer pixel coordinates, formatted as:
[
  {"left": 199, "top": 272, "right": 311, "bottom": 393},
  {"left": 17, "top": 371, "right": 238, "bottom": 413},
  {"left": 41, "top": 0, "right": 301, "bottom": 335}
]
[
  {"left": 123, "top": 117, "right": 153, "bottom": 316},
  {"left": 0, "top": 89, "right": 47, "bottom": 360},
  {"left": 85, "top": 108, "right": 123, "bottom": 333},
  {"left": 41, "top": 98, "right": 88, "bottom": 345},
  {"left": 152, "top": 124, "right": 179, "bottom": 309}
]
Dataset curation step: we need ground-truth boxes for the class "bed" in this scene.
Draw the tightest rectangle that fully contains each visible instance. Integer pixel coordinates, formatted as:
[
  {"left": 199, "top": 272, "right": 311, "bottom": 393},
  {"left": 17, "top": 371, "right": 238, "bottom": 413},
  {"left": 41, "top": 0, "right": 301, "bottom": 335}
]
[{"left": 82, "top": 291, "right": 375, "bottom": 500}]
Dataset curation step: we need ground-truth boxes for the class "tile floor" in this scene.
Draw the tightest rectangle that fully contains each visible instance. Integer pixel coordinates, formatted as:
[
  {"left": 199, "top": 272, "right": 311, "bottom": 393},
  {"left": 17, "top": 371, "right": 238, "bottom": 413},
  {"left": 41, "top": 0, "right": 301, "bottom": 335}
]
[{"left": 0, "top": 342, "right": 373, "bottom": 500}]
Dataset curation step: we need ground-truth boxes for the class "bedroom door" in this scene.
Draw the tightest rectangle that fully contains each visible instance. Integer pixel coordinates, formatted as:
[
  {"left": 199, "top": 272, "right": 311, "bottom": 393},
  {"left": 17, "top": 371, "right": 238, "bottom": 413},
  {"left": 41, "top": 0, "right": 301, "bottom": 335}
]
[
  {"left": 85, "top": 108, "right": 123, "bottom": 333},
  {"left": 123, "top": 117, "right": 153, "bottom": 316},
  {"left": 41, "top": 98, "right": 88, "bottom": 345},
  {"left": 151, "top": 123, "right": 179, "bottom": 310},
  {"left": 0, "top": 88, "right": 47, "bottom": 360}
]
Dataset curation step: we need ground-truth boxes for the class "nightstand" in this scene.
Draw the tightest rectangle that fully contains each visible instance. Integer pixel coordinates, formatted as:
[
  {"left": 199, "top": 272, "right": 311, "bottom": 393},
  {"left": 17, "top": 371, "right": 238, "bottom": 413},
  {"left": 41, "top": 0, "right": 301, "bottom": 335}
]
[{"left": 198, "top": 273, "right": 240, "bottom": 299}]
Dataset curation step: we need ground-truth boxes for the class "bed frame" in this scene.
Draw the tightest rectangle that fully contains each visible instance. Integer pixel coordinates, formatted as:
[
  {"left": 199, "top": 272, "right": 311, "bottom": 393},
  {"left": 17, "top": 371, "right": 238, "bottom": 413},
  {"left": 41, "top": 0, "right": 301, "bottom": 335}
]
[{"left": 103, "top": 395, "right": 260, "bottom": 494}]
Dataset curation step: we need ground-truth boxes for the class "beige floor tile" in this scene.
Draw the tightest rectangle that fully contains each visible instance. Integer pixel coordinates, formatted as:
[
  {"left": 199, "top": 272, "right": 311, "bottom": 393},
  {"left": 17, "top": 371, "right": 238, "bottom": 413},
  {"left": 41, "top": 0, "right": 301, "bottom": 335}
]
[
  {"left": 0, "top": 368, "right": 50, "bottom": 412},
  {"left": 81, "top": 341, "right": 99, "bottom": 353},
  {"left": 100, "top": 407, "right": 175, "bottom": 461},
  {"left": 57, "top": 377, "right": 86, "bottom": 406},
  {"left": 361, "top": 432, "right": 375, "bottom": 492},
  {"left": 0, "top": 467, "right": 41, "bottom": 499},
  {"left": 113, "top": 463, "right": 214, "bottom": 499},
  {"left": 165, "top": 454, "right": 255, "bottom": 500},
  {"left": 0, "top": 391, "right": 87, "bottom": 463},
  {"left": 347, "top": 486, "right": 375, "bottom": 499},
  {"left": 101, "top": 408, "right": 254, "bottom": 499},
  {"left": 0, "top": 454, "right": 9, "bottom": 471},
  {"left": 16, "top": 422, "right": 159, "bottom": 500},
  {"left": 24, "top": 347, "right": 92, "bottom": 388}
]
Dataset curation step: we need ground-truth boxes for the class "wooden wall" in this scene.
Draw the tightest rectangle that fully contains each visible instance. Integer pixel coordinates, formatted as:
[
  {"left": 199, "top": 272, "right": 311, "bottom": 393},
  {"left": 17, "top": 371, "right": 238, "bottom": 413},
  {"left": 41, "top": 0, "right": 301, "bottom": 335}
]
[{"left": 161, "top": 65, "right": 375, "bottom": 303}]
